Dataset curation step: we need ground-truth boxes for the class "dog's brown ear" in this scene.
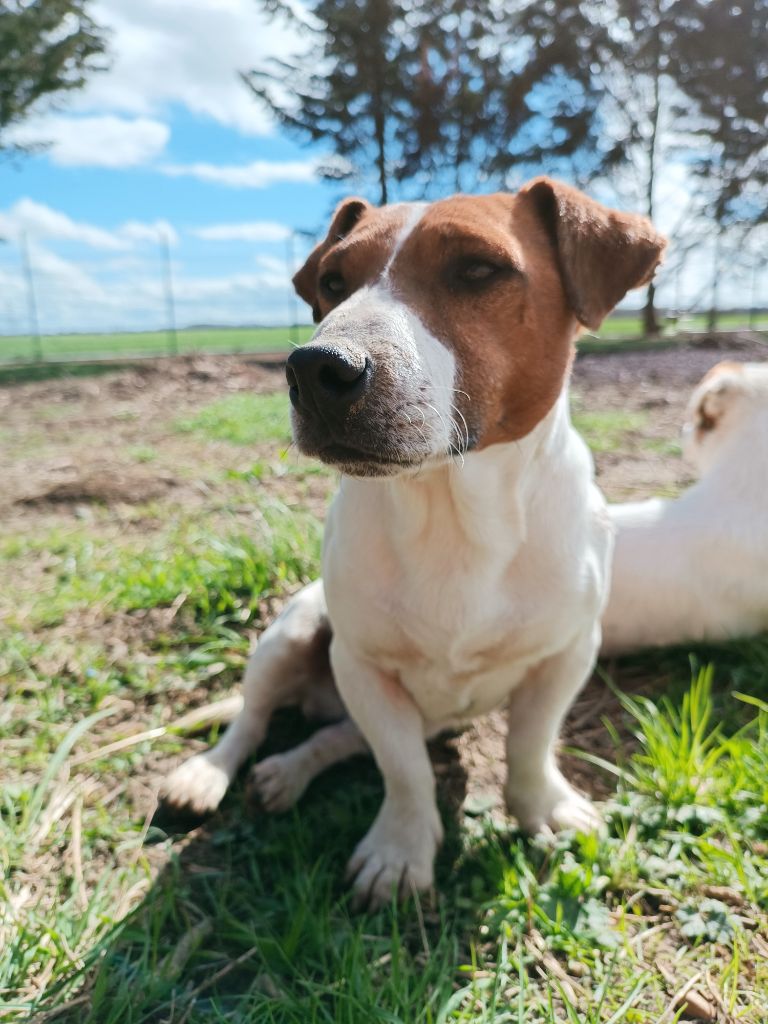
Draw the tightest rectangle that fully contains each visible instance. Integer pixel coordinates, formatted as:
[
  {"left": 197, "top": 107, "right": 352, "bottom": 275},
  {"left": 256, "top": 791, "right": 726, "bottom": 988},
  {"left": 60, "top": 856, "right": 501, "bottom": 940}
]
[
  {"left": 695, "top": 364, "right": 745, "bottom": 431},
  {"left": 521, "top": 177, "right": 667, "bottom": 330},
  {"left": 292, "top": 197, "right": 371, "bottom": 323}
]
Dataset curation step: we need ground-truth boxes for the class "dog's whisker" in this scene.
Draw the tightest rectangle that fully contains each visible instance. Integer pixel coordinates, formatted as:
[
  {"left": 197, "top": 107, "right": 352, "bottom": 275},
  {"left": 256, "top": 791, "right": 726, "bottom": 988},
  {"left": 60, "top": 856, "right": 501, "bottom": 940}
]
[
  {"left": 449, "top": 401, "right": 470, "bottom": 453},
  {"left": 423, "top": 384, "right": 471, "bottom": 402},
  {"left": 423, "top": 400, "right": 464, "bottom": 466}
]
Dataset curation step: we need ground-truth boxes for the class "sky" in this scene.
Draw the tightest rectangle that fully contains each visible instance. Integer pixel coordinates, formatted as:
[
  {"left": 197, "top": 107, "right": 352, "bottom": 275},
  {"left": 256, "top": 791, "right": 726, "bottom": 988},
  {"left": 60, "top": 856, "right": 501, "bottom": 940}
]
[
  {"left": 0, "top": 0, "right": 764, "bottom": 337},
  {"left": 0, "top": 0, "right": 347, "bottom": 335}
]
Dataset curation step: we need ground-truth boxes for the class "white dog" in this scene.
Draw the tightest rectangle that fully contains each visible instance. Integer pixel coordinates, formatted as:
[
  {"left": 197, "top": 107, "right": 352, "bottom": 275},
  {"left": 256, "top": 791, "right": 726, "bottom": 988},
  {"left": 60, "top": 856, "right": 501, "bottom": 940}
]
[
  {"left": 602, "top": 360, "right": 768, "bottom": 653},
  {"left": 162, "top": 179, "right": 664, "bottom": 907}
]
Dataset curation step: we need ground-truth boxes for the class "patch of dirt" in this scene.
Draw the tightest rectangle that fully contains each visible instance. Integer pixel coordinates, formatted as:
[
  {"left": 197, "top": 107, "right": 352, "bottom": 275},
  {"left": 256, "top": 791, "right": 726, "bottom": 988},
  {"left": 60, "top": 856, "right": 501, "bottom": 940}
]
[
  {"left": 0, "top": 355, "right": 289, "bottom": 526},
  {"left": 574, "top": 334, "right": 768, "bottom": 390},
  {"left": 16, "top": 463, "right": 176, "bottom": 506}
]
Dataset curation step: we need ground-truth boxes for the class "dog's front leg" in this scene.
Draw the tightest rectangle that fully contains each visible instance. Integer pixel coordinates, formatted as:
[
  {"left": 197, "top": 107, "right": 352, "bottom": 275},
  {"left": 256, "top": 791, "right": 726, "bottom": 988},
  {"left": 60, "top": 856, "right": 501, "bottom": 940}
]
[
  {"left": 331, "top": 640, "right": 443, "bottom": 910},
  {"left": 504, "top": 625, "right": 602, "bottom": 834}
]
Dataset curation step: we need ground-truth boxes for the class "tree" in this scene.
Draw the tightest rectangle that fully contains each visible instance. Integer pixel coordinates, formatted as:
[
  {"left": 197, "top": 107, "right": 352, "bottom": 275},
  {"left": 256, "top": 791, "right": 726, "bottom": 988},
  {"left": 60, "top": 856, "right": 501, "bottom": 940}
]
[
  {"left": 0, "top": 0, "right": 107, "bottom": 156},
  {"left": 249, "top": 0, "right": 766, "bottom": 336},
  {"left": 244, "top": 0, "right": 408, "bottom": 204},
  {"left": 246, "top": 0, "right": 615, "bottom": 203},
  {"left": 519, "top": 0, "right": 767, "bottom": 335},
  {"left": 679, "top": 0, "right": 768, "bottom": 223}
]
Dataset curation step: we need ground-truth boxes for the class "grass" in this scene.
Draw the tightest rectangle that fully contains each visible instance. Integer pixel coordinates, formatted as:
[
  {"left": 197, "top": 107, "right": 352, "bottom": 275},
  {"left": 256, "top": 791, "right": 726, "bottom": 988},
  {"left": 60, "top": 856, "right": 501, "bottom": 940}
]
[
  {"left": 176, "top": 392, "right": 293, "bottom": 446},
  {"left": 3, "top": 654, "right": 766, "bottom": 1022},
  {"left": 1, "top": 314, "right": 766, "bottom": 367},
  {"left": 0, "top": 326, "right": 314, "bottom": 365},
  {"left": 571, "top": 408, "right": 649, "bottom": 453},
  {"left": 1, "top": 371, "right": 767, "bottom": 1022}
]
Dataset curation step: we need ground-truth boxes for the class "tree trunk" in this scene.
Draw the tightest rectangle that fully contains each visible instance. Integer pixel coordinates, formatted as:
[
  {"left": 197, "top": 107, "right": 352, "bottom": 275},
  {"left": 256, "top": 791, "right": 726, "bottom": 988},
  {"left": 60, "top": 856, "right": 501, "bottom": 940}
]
[
  {"left": 644, "top": 8, "right": 662, "bottom": 339},
  {"left": 643, "top": 279, "right": 661, "bottom": 337},
  {"left": 370, "top": 51, "right": 388, "bottom": 206},
  {"left": 374, "top": 104, "right": 388, "bottom": 205},
  {"left": 708, "top": 231, "right": 721, "bottom": 333}
]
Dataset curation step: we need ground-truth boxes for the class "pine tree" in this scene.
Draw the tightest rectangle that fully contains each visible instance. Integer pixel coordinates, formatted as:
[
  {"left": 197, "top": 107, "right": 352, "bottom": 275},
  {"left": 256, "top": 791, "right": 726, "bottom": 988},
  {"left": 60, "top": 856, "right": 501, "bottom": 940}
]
[
  {"left": 244, "top": 0, "right": 409, "bottom": 203},
  {"left": 0, "top": 0, "right": 107, "bottom": 155},
  {"left": 246, "top": 0, "right": 613, "bottom": 203}
]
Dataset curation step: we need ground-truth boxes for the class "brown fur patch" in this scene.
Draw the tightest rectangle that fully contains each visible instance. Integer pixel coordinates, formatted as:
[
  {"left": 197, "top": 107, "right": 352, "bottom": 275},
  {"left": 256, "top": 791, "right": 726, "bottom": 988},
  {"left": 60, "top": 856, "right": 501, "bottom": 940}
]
[
  {"left": 293, "top": 201, "right": 410, "bottom": 323},
  {"left": 695, "top": 362, "right": 746, "bottom": 434},
  {"left": 389, "top": 193, "right": 577, "bottom": 446},
  {"left": 522, "top": 177, "right": 666, "bottom": 331}
]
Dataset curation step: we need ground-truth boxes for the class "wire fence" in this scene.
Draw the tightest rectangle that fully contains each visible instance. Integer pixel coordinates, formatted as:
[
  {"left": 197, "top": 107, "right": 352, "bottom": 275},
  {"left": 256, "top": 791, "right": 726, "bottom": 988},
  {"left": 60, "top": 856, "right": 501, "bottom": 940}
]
[{"left": 1, "top": 231, "right": 767, "bottom": 366}]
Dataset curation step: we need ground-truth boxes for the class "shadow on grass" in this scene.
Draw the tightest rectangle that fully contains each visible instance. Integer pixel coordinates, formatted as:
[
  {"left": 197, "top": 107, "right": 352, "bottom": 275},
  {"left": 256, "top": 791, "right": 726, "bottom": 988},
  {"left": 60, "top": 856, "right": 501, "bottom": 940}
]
[{"left": 46, "top": 713, "right": 480, "bottom": 1024}]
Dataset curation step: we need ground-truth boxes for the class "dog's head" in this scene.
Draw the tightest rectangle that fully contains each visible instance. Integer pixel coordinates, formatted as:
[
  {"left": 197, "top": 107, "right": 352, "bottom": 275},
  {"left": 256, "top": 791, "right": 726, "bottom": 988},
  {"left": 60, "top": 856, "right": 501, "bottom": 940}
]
[
  {"left": 683, "top": 361, "right": 768, "bottom": 472},
  {"left": 287, "top": 179, "right": 666, "bottom": 477}
]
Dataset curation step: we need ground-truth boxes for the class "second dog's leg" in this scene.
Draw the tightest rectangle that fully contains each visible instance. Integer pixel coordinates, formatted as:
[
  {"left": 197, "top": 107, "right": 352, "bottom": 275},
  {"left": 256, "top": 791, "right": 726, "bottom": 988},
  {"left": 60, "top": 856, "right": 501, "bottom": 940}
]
[
  {"left": 249, "top": 717, "right": 367, "bottom": 812},
  {"left": 161, "top": 580, "right": 330, "bottom": 814},
  {"left": 504, "top": 625, "right": 602, "bottom": 834}
]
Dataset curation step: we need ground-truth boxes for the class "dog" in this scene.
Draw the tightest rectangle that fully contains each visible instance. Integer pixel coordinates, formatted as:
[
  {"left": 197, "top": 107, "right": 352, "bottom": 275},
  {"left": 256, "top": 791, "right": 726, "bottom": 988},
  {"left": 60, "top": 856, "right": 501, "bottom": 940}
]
[
  {"left": 602, "top": 360, "right": 768, "bottom": 653},
  {"left": 162, "top": 178, "right": 665, "bottom": 907}
]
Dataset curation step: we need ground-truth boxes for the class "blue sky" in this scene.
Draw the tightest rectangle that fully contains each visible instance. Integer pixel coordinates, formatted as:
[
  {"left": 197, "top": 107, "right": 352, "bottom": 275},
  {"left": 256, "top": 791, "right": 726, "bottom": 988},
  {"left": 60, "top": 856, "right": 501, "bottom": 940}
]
[
  {"left": 0, "top": 0, "right": 762, "bottom": 336},
  {"left": 0, "top": 0, "right": 349, "bottom": 335}
]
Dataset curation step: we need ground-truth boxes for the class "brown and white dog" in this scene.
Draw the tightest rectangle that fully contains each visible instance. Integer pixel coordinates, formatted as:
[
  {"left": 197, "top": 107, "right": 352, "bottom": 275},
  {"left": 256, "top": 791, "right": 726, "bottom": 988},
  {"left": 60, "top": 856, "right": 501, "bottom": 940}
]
[
  {"left": 162, "top": 179, "right": 665, "bottom": 907},
  {"left": 602, "top": 360, "right": 768, "bottom": 653}
]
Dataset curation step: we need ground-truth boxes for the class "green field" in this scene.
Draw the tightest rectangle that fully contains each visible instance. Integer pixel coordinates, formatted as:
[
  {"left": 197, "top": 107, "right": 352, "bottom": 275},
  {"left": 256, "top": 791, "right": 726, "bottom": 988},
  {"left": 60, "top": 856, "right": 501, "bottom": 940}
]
[
  {"left": 1, "top": 312, "right": 767, "bottom": 364},
  {"left": 0, "top": 325, "right": 316, "bottom": 364}
]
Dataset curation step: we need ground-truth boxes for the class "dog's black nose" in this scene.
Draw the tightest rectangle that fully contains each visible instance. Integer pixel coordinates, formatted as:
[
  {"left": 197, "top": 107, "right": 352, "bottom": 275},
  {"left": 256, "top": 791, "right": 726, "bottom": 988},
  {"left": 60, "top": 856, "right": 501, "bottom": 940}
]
[{"left": 286, "top": 345, "right": 370, "bottom": 412}]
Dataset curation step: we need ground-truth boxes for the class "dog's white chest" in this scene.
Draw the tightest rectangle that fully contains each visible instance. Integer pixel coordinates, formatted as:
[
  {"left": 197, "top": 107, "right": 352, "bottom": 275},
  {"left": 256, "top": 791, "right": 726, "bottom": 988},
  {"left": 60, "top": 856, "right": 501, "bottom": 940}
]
[{"left": 322, "top": 411, "right": 611, "bottom": 729}]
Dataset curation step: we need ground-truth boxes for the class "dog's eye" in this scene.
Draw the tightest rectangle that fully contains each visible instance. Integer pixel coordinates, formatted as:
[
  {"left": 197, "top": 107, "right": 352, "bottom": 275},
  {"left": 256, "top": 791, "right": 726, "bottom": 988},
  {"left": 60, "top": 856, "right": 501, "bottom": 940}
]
[
  {"left": 320, "top": 272, "right": 346, "bottom": 298},
  {"left": 457, "top": 260, "right": 502, "bottom": 284}
]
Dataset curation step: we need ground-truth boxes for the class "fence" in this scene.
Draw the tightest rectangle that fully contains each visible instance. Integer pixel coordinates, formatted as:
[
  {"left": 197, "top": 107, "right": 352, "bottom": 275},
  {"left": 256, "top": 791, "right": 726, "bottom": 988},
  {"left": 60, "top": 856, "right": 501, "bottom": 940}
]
[{"left": 1, "top": 231, "right": 767, "bottom": 366}]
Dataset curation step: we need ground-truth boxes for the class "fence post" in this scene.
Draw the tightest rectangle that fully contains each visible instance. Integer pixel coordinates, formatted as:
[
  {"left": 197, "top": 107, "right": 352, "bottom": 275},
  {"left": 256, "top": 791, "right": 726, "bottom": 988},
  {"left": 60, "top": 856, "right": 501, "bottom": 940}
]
[
  {"left": 20, "top": 232, "right": 43, "bottom": 362},
  {"left": 160, "top": 231, "right": 178, "bottom": 357},
  {"left": 749, "top": 259, "right": 759, "bottom": 330},
  {"left": 286, "top": 233, "right": 299, "bottom": 347}
]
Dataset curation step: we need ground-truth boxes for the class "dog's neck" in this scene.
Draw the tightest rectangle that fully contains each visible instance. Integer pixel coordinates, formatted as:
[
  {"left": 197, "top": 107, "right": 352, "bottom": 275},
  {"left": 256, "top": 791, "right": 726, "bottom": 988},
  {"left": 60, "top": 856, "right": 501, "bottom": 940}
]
[{"left": 341, "top": 391, "right": 574, "bottom": 561}]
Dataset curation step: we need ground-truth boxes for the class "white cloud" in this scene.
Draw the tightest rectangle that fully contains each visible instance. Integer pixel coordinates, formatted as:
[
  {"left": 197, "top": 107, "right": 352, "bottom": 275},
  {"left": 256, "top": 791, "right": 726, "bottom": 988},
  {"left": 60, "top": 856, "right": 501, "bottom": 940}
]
[
  {"left": 1, "top": 252, "right": 298, "bottom": 335},
  {"left": 66, "top": 0, "right": 298, "bottom": 137},
  {"left": 256, "top": 254, "right": 295, "bottom": 276},
  {"left": 29, "top": 244, "right": 106, "bottom": 301},
  {"left": 7, "top": 115, "right": 169, "bottom": 168},
  {"left": 191, "top": 221, "right": 291, "bottom": 242},
  {"left": 120, "top": 219, "right": 179, "bottom": 245},
  {"left": 0, "top": 199, "right": 128, "bottom": 250},
  {"left": 161, "top": 159, "right": 317, "bottom": 189},
  {"left": 0, "top": 199, "right": 179, "bottom": 251}
]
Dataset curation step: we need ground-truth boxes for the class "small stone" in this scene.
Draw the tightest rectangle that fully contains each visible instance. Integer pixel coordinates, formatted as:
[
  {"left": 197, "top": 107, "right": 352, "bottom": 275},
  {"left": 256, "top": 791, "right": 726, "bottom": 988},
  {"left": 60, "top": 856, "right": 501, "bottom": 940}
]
[{"left": 674, "top": 989, "right": 716, "bottom": 1021}]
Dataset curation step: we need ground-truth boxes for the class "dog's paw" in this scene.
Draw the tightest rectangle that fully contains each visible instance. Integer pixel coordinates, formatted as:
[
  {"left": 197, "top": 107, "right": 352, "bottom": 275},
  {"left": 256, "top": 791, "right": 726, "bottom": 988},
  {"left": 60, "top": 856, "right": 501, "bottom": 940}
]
[
  {"left": 542, "top": 787, "right": 602, "bottom": 834},
  {"left": 248, "top": 754, "right": 308, "bottom": 813},
  {"left": 346, "top": 801, "right": 442, "bottom": 911},
  {"left": 506, "top": 771, "right": 601, "bottom": 835},
  {"left": 160, "top": 754, "right": 229, "bottom": 815}
]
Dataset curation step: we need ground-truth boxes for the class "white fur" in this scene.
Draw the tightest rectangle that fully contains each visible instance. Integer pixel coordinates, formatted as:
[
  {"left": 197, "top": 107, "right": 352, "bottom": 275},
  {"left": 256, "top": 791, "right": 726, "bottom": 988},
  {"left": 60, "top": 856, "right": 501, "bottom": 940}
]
[
  {"left": 602, "top": 362, "right": 768, "bottom": 653},
  {"left": 322, "top": 393, "right": 610, "bottom": 904}
]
